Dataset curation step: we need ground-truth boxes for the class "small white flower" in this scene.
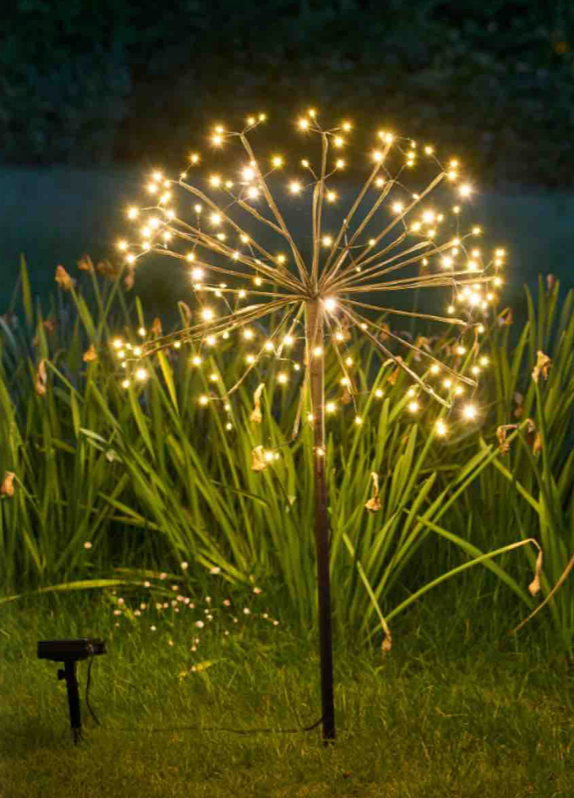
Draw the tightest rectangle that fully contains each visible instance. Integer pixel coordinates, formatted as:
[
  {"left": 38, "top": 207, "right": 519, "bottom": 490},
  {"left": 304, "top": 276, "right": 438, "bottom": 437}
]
[
  {"left": 210, "top": 566, "right": 221, "bottom": 574},
  {"left": 84, "top": 542, "right": 92, "bottom": 550},
  {"left": 159, "top": 573, "right": 167, "bottom": 580},
  {"left": 150, "top": 625, "right": 157, "bottom": 631},
  {"left": 181, "top": 562, "right": 189, "bottom": 570},
  {"left": 223, "top": 599, "right": 231, "bottom": 607},
  {"left": 253, "top": 587, "right": 262, "bottom": 594},
  {"left": 195, "top": 620, "right": 205, "bottom": 628},
  {"left": 243, "top": 608, "right": 251, "bottom": 615}
]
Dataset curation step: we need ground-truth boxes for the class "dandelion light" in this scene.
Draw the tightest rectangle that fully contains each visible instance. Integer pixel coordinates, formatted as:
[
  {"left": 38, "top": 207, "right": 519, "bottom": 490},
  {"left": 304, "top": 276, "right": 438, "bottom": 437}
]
[{"left": 111, "top": 109, "right": 506, "bottom": 743}]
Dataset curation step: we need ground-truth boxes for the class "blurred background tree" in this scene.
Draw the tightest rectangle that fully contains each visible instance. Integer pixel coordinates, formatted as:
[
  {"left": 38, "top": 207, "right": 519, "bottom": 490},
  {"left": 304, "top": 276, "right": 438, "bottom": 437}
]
[{"left": 1, "top": 0, "right": 574, "bottom": 186}]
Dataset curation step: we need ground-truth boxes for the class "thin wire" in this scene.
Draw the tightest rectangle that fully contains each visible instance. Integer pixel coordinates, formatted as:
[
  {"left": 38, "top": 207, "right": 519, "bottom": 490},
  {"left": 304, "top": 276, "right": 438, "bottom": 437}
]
[{"left": 84, "top": 656, "right": 324, "bottom": 736}]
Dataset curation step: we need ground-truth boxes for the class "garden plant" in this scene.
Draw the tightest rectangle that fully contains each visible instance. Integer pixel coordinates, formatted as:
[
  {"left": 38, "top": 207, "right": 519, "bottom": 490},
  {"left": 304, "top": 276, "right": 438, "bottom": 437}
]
[{"left": 1, "top": 110, "right": 573, "bottom": 795}]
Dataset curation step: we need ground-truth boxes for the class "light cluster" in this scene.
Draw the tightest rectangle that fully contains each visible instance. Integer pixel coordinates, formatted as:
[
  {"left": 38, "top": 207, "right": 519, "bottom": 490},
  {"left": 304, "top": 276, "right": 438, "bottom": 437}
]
[{"left": 111, "top": 109, "right": 506, "bottom": 453}]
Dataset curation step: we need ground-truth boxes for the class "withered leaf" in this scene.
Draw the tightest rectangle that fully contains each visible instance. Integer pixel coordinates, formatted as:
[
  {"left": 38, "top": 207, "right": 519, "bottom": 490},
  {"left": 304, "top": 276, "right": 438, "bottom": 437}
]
[
  {"left": 97, "top": 260, "right": 121, "bottom": 280},
  {"left": 251, "top": 445, "right": 269, "bottom": 472},
  {"left": 35, "top": 358, "right": 48, "bottom": 396},
  {"left": 77, "top": 254, "right": 94, "bottom": 272},
  {"left": 250, "top": 383, "right": 265, "bottom": 424},
  {"left": 0, "top": 471, "right": 15, "bottom": 497},
  {"left": 43, "top": 319, "right": 57, "bottom": 334},
  {"left": 55, "top": 265, "right": 75, "bottom": 291},
  {"left": 124, "top": 268, "right": 135, "bottom": 291},
  {"left": 83, "top": 344, "right": 97, "bottom": 363},
  {"left": 532, "top": 351, "right": 551, "bottom": 383},
  {"left": 365, "top": 472, "right": 381, "bottom": 512}
]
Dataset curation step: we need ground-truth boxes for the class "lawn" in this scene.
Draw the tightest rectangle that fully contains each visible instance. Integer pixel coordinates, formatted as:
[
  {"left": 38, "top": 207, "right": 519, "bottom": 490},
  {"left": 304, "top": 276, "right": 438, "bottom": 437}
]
[{"left": 1, "top": 577, "right": 573, "bottom": 798}]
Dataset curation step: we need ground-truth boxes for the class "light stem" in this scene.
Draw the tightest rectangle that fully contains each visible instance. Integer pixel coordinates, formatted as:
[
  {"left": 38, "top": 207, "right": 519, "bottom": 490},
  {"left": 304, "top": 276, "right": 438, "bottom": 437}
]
[{"left": 305, "top": 298, "right": 335, "bottom": 744}]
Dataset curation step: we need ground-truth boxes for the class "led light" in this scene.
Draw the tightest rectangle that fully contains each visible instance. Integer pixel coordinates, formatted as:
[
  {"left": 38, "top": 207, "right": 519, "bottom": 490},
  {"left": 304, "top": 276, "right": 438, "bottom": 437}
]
[
  {"left": 199, "top": 395, "right": 209, "bottom": 405},
  {"left": 326, "top": 402, "right": 336, "bottom": 413},
  {"left": 324, "top": 298, "right": 337, "bottom": 311},
  {"left": 435, "top": 420, "right": 447, "bottom": 436},
  {"left": 463, "top": 404, "right": 477, "bottom": 420},
  {"left": 135, "top": 368, "right": 148, "bottom": 381},
  {"left": 202, "top": 309, "right": 214, "bottom": 321},
  {"left": 408, "top": 401, "right": 419, "bottom": 413}
]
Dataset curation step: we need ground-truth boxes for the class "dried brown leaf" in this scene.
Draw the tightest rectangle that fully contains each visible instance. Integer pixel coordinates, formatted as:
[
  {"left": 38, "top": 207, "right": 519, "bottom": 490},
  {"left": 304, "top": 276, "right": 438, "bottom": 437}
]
[
  {"left": 251, "top": 445, "right": 269, "bottom": 472},
  {"left": 77, "top": 254, "right": 94, "bottom": 272},
  {"left": 55, "top": 265, "right": 75, "bottom": 291},
  {"left": 83, "top": 344, "right": 97, "bottom": 363},
  {"left": 0, "top": 471, "right": 15, "bottom": 497},
  {"left": 35, "top": 358, "right": 48, "bottom": 396},
  {"left": 532, "top": 351, "right": 551, "bottom": 383}
]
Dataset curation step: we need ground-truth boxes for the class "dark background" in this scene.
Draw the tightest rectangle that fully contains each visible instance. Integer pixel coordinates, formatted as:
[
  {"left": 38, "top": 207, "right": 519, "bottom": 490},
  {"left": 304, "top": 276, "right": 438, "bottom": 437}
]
[{"left": 2, "top": 0, "right": 574, "bottom": 189}]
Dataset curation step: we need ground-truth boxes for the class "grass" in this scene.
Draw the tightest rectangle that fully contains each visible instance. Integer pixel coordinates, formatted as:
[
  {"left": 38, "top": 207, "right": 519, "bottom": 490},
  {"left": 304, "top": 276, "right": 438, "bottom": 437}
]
[{"left": 1, "top": 577, "right": 573, "bottom": 797}]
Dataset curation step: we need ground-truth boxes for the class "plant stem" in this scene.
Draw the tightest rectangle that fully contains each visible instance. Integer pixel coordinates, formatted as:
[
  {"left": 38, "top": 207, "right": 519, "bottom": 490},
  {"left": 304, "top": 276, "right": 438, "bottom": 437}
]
[{"left": 305, "top": 298, "right": 335, "bottom": 744}]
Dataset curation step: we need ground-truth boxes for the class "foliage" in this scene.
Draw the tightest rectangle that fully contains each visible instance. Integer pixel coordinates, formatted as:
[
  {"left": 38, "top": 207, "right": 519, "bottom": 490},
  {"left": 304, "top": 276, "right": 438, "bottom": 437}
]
[{"left": 0, "top": 258, "right": 551, "bottom": 657}]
